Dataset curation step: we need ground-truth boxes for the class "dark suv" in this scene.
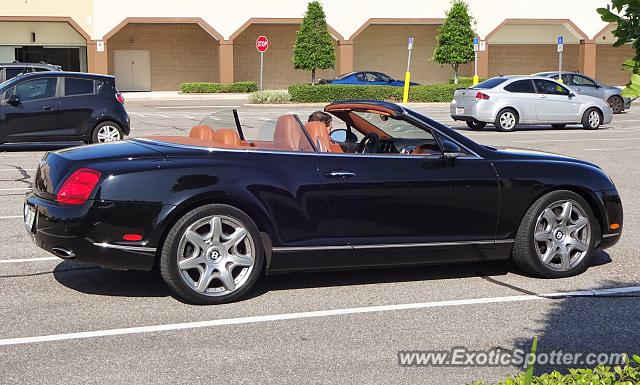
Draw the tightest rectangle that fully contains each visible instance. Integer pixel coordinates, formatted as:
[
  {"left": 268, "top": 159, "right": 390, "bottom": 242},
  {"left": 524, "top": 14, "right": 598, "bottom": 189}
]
[
  {"left": 0, "top": 63, "right": 62, "bottom": 83},
  {"left": 0, "top": 72, "right": 130, "bottom": 144}
]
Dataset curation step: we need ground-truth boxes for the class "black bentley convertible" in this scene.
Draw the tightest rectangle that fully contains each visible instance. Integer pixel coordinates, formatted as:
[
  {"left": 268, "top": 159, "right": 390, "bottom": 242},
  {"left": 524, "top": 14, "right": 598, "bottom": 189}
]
[{"left": 24, "top": 100, "right": 623, "bottom": 304}]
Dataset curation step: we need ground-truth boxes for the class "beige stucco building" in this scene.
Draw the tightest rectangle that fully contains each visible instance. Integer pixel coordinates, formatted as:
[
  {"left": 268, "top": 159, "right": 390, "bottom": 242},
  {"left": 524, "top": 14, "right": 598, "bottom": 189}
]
[{"left": 1, "top": 0, "right": 631, "bottom": 90}]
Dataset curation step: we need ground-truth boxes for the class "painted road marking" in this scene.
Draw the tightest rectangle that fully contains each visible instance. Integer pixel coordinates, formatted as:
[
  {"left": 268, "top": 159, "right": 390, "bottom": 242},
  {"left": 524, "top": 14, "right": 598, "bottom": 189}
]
[
  {"left": 514, "top": 137, "right": 640, "bottom": 143},
  {"left": 1, "top": 285, "right": 639, "bottom": 347},
  {"left": 153, "top": 105, "right": 241, "bottom": 109},
  {"left": 0, "top": 187, "right": 31, "bottom": 192},
  {"left": 0, "top": 257, "right": 60, "bottom": 264},
  {"left": 0, "top": 216, "right": 21, "bottom": 219}
]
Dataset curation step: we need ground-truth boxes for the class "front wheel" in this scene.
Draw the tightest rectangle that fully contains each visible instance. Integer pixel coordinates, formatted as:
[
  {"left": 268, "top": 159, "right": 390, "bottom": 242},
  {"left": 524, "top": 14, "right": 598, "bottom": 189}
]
[
  {"left": 160, "top": 204, "right": 264, "bottom": 304},
  {"left": 608, "top": 95, "right": 624, "bottom": 114},
  {"left": 466, "top": 120, "right": 487, "bottom": 130},
  {"left": 512, "top": 190, "right": 598, "bottom": 278},
  {"left": 495, "top": 109, "right": 519, "bottom": 132},
  {"left": 582, "top": 108, "right": 602, "bottom": 130},
  {"left": 91, "top": 121, "right": 123, "bottom": 143}
]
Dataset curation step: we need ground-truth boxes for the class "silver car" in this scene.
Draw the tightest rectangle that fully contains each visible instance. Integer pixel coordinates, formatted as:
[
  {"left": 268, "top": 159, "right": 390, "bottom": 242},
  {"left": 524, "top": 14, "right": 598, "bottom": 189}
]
[
  {"left": 535, "top": 71, "right": 631, "bottom": 114},
  {"left": 450, "top": 76, "right": 613, "bottom": 132}
]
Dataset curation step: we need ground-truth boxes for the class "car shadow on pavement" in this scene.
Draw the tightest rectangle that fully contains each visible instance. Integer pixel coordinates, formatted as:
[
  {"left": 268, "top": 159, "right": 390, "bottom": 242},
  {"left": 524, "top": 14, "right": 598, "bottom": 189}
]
[
  {"left": 504, "top": 278, "right": 640, "bottom": 379},
  {"left": 53, "top": 261, "right": 170, "bottom": 298}
]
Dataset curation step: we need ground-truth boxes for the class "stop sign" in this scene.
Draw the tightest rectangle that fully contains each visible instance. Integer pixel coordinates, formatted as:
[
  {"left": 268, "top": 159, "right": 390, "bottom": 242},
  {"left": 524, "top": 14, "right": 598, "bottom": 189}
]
[{"left": 256, "top": 36, "right": 269, "bottom": 52}]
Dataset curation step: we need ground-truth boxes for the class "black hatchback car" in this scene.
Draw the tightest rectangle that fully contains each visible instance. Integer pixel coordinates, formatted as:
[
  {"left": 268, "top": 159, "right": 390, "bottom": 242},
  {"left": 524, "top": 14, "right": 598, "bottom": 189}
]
[{"left": 0, "top": 72, "right": 130, "bottom": 144}]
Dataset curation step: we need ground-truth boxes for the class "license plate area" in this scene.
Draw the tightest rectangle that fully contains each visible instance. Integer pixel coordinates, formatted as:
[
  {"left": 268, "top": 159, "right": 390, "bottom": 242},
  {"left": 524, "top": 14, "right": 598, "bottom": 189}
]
[
  {"left": 24, "top": 204, "right": 36, "bottom": 233},
  {"left": 455, "top": 107, "right": 464, "bottom": 115}
]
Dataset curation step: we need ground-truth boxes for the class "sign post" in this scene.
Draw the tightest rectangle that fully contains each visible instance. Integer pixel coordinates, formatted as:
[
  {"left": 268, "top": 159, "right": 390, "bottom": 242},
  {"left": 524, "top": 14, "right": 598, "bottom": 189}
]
[
  {"left": 473, "top": 37, "right": 479, "bottom": 86},
  {"left": 557, "top": 36, "right": 564, "bottom": 83},
  {"left": 256, "top": 36, "right": 269, "bottom": 91},
  {"left": 402, "top": 37, "right": 414, "bottom": 104}
]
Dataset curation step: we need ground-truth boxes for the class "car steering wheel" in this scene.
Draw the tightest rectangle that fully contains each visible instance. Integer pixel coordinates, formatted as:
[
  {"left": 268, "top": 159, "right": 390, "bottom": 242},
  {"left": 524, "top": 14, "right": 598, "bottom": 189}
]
[{"left": 357, "top": 132, "right": 381, "bottom": 153}]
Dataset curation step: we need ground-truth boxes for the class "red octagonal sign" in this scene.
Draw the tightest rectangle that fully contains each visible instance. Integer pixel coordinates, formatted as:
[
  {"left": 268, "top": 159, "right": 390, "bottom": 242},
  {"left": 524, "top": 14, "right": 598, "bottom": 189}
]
[{"left": 256, "top": 36, "right": 269, "bottom": 52}]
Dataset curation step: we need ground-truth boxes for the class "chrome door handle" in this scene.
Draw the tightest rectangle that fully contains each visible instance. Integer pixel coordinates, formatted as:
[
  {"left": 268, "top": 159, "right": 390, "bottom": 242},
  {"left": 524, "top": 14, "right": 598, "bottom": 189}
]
[
  {"left": 539, "top": 95, "right": 547, "bottom": 99},
  {"left": 324, "top": 170, "right": 355, "bottom": 179},
  {"left": 43, "top": 106, "right": 53, "bottom": 110}
]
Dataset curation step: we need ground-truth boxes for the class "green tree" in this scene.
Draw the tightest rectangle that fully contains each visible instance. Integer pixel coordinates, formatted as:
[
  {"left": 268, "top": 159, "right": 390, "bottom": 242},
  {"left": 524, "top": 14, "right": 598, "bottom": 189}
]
[
  {"left": 598, "top": 1, "right": 640, "bottom": 98},
  {"left": 293, "top": 1, "right": 336, "bottom": 84},
  {"left": 432, "top": 0, "right": 476, "bottom": 84}
]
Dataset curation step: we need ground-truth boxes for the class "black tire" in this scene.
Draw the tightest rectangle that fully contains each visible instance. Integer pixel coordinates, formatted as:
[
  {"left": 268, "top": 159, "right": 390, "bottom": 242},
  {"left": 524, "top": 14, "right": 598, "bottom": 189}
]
[
  {"left": 160, "top": 204, "right": 265, "bottom": 305},
  {"left": 551, "top": 124, "right": 566, "bottom": 129},
  {"left": 581, "top": 108, "right": 602, "bottom": 130},
  {"left": 512, "top": 190, "right": 599, "bottom": 278},
  {"left": 91, "top": 121, "right": 124, "bottom": 143},
  {"left": 608, "top": 95, "right": 624, "bottom": 114},
  {"left": 494, "top": 108, "right": 519, "bottom": 132},
  {"left": 466, "top": 120, "right": 487, "bottom": 130}
]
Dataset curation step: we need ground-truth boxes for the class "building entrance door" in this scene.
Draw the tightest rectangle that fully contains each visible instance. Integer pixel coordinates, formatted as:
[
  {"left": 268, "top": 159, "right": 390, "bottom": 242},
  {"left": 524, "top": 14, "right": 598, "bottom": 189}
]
[{"left": 113, "top": 50, "right": 151, "bottom": 91}]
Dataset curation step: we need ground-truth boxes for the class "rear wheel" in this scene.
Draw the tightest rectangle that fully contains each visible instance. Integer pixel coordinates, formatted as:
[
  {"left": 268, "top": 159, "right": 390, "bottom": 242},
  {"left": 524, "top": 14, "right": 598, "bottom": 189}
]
[
  {"left": 466, "top": 120, "right": 487, "bottom": 130},
  {"left": 581, "top": 108, "right": 602, "bottom": 130},
  {"left": 512, "top": 190, "right": 597, "bottom": 278},
  {"left": 160, "top": 204, "right": 264, "bottom": 304},
  {"left": 495, "top": 108, "right": 518, "bottom": 132},
  {"left": 91, "top": 121, "right": 123, "bottom": 143},
  {"left": 551, "top": 124, "right": 566, "bottom": 129},
  {"left": 608, "top": 95, "right": 624, "bottom": 114}
]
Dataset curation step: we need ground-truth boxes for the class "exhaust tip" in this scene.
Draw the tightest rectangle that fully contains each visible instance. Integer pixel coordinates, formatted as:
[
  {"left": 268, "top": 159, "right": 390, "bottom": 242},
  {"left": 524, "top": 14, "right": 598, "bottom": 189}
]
[{"left": 51, "top": 247, "right": 75, "bottom": 259}]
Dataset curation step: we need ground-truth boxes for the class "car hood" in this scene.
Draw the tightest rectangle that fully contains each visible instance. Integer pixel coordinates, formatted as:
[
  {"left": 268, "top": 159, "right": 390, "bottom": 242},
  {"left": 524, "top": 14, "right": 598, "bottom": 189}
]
[{"left": 488, "top": 146, "right": 600, "bottom": 168}]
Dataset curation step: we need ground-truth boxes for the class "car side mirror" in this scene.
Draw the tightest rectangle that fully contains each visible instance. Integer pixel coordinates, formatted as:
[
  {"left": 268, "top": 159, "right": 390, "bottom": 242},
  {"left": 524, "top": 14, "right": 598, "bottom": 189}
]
[
  {"left": 441, "top": 140, "right": 461, "bottom": 159},
  {"left": 7, "top": 94, "right": 20, "bottom": 106},
  {"left": 329, "top": 128, "right": 347, "bottom": 143},
  {"left": 569, "top": 93, "right": 575, "bottom": 98},
  {"left": 595, "top": 83, "right": 601, "bottom": 89}
]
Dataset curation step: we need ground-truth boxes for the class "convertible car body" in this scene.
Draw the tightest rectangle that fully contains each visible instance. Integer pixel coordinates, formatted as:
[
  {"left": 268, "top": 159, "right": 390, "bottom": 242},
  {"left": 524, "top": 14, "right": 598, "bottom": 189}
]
[{"left": 24, "top": 100, "right": 623, "bottom": 304}]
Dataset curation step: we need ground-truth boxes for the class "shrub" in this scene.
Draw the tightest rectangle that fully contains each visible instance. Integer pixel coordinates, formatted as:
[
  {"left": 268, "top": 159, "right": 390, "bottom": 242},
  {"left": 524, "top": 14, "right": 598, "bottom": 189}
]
[
  {"left": 248, "top": 89, "right": 291, "bottom": 104},
  {"left": 450, "top": 76, "right": 486, "bottom": 86},
  {"left": 287, "top": 83, "right": 466, "bottom": 103},
  {"left": 469, "top": 355, "right": 640, "bottom": 385},
  {"left": 181, "top": 82, "right": 258, "bottom": 93}
]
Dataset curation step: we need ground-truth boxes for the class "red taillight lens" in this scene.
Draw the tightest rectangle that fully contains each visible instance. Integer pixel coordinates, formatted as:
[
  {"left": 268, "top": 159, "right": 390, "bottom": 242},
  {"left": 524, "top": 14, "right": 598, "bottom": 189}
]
[
  {"left": 56, "top": 168, "right": 101, "bottom": 205},
  {"left": 475, "top": 91, "right": 490, "bottom": 100},
  {"left": 123, "top": 233, "right": 143, "bottom": 241},
  {"left": 116, "top": 92, "right": 125, "bottom": 104}
]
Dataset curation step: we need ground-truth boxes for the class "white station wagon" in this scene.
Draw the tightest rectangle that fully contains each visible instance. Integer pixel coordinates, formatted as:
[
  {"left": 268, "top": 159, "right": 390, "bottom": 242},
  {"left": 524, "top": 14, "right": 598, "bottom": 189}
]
[{"left": 450, "top": 76, "right": 613, "bottom": 132}]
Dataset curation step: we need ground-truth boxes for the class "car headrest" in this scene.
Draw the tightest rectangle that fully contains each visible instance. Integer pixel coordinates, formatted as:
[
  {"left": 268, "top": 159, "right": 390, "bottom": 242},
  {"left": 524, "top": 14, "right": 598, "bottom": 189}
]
[
  {"left": 189, "top": 125, "right": 215, "bottom": 141},
  {"left": 213, "top": 128, "right": 241, "bottom": 147},
  {"left": 305, "top": 121, "right": 332, "bottom": 152},
  {"left": 273, "top": 115, "right": 302, "bottom": 151}
]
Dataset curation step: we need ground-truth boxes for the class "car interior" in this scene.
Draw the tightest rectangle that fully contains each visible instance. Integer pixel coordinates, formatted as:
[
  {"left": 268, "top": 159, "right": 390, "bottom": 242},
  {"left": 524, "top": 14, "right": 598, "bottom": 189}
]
[{"left": 145, "top": 103, "right": 446, "bottom": 157}]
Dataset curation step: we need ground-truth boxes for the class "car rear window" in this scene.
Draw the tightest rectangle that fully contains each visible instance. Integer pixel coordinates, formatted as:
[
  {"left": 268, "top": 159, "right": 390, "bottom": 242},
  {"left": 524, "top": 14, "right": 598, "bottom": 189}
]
[
  {"left": 473, "top": 77, "right": 508, "bottom": 89},
  {"left": 64, "top": 77, "right": 95, "bottom": 96},
  {"left": 504, "top": 79, "right": 536, "bottom": 93}
]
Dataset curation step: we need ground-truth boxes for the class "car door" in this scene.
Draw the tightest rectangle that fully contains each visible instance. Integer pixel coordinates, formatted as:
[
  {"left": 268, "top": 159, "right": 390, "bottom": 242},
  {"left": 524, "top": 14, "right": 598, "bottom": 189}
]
[
  {"left": 57, "top": 76, "right": 99, "bottom": 138},
  {"left": 533, "top": 79, "right": 581, "bottom": 122},
  {"left": 0, "top": 76, "right": 60, "bottom": 142},
  {"left": 502, "top": 79, "right": 538, "bottom": 123},
  {"left": 570, "top": 74, "right": 604, "bottom": 99},
  {"left": 317, "top": 112, "right": 500, "bottom": 266}
]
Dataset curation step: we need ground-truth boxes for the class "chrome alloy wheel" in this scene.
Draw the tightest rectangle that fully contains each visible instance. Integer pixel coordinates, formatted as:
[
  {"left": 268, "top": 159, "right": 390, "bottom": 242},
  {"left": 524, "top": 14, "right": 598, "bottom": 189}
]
[
  {"left": 588, "top": 110, "right": 600, "bottom": 128},
  {"left": 499, "top": 111, "right": 516, "bottom": 130},
  {"left": 533, "top": 200, "right": 591, "bottom": 272},
  {"left": 177, "top": 215, "right": 255, "bottom": 296},
  {"left": 96, "top": 125, "right": 121, "bottom": 142}
]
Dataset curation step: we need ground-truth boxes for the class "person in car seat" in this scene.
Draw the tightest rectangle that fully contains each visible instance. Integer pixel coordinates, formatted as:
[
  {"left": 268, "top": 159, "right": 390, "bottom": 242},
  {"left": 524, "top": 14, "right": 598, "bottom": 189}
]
[{"left": 308, "top": 111, "right": 333, "bottom": 130}]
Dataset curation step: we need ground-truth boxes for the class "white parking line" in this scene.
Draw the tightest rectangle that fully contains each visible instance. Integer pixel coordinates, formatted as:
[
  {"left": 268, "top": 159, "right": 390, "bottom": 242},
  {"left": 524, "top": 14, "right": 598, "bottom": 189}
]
[
  {"left": 0, "top": 187, "right": 31, "bottom": 192},
  {"left": 0, "top": 215, "right": 21, "bottom": 219},
  {"left": 0, "top": 168, "right": 36, "bottom": 172},
  {"left": 0, "top": 257, "right": 59, "bottom": 264},
  {"left": 1, "top": 285, "right": 638, "bottom": 347},
  {"left": 153, "top": 105, "right": 241, "bottom": 109},
  {"left": 584, "top": 147, "right": 640, "bottom": 151}
]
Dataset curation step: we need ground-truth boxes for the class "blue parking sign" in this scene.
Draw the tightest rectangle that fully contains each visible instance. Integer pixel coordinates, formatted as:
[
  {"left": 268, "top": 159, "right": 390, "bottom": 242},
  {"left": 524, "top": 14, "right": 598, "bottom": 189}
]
[
  {"left": 557, "top": 36, "right": 563, "bottom": 45},
  {"left": 473, "top": 37, "right": 479, "bottom": 45}
]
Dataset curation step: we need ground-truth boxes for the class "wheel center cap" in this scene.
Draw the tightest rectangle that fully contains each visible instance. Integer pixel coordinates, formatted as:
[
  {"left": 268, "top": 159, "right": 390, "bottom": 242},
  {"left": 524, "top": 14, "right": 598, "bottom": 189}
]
[
  {"left": 207, "top": 248, "right": 223, "bottom": 262},
  {"left": 554, "top": 229, "right": 565, "bottom": 241}
]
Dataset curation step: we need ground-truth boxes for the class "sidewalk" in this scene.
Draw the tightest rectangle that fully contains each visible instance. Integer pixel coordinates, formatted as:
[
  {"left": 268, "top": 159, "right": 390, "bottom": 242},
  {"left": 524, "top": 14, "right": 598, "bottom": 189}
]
[{"left": 121, "top": 91, "right": 250, "bottom": 102}]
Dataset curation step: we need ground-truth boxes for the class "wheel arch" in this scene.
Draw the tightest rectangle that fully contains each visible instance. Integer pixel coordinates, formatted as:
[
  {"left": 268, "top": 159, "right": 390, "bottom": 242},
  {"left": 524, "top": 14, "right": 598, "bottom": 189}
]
[{"left": 151, "top": 194, "right": 276, "bottom": 268}]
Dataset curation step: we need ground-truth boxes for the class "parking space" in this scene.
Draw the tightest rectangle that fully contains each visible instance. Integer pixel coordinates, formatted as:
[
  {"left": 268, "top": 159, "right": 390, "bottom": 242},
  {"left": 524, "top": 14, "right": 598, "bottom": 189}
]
[{"left": 0, "top": 101, "right": 639, "bottom": 384}]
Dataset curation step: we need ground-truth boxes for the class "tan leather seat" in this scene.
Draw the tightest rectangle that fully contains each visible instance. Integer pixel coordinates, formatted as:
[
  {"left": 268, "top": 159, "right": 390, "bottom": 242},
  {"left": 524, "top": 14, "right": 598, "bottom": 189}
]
[
  {"left": 305, "top": 121, "right": 343, "bottom": 153},
  {"left": 189, "top": 125, "right": 215, "bottom": 141},
  {"left": 273, "top": 115, "right": 311, "bottom": 151},
  {"left": 213, "top": 128, "right": 242, "bottom": 147}
]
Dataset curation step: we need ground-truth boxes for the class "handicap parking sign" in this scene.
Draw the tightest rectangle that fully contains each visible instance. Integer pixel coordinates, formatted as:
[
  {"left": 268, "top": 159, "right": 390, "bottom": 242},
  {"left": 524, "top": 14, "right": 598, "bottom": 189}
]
[{"left": 557, "top": 36, "right": 563, "bottom": 45}]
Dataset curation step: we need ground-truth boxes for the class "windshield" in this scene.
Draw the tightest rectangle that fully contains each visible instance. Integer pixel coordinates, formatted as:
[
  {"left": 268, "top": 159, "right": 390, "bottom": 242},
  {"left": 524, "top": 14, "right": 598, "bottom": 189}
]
[
  {"left": 472, "top": 77, "right": 508, "bottom": 90},
  {"left": 351, "top": 111, "right": 434, "bottom": 140}
]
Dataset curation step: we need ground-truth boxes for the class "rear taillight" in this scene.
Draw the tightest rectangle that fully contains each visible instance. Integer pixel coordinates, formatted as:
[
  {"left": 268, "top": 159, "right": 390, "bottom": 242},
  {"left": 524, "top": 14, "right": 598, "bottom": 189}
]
[
  {"left": 116, "top": 92, "right": 125, "bottom": 104},
  {"left": 56, "top": 168, "right": 101, "bottom": 205},
  {"left": 475, "top": 91, "right": 490, "bottom": 100}
]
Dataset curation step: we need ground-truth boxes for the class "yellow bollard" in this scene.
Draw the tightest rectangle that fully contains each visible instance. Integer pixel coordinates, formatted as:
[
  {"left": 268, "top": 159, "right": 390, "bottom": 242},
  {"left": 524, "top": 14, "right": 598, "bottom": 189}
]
[
  {"left": 472, "top": 75, "right": 479, "bottom": 86},
  {"left": 402, "top": 72, "right": 411, "bottom": 103}
]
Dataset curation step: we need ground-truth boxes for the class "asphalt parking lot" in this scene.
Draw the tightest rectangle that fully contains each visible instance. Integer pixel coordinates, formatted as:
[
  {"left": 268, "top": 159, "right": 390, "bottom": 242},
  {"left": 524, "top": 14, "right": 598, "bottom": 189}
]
[{"left": 1, "top": 99, "right": 639, "bottom": 384}]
